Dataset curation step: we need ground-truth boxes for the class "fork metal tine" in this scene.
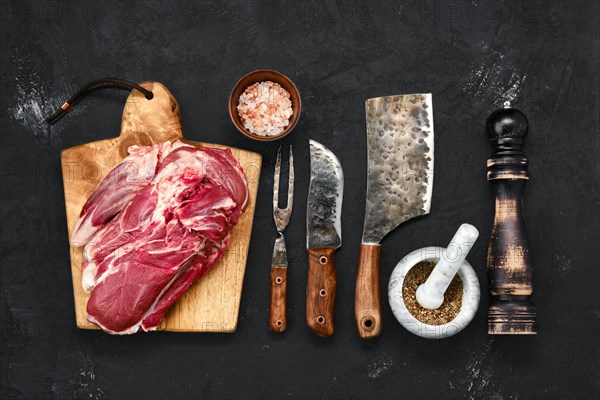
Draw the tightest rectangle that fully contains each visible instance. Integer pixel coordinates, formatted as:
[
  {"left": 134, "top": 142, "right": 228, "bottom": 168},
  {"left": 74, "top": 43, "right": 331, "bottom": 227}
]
[
  {"left": 285, "top": 146, "right": 294, "bottom": 214},
  {"left": 273, "top": 146, "right": 282, "bottom": 212},
  {"left": 272, "top": 145, "right": 294, "bottom": 231}
]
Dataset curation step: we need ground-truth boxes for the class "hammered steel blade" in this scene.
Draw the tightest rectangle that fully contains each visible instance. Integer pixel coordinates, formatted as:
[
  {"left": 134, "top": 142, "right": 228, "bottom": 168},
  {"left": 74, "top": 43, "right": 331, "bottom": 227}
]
[
  {"left": 307, "top": 139, "right": 343, "bottom": 249},
  {"left": 361, "top": 93, "right": 434, "bottom": 244}
]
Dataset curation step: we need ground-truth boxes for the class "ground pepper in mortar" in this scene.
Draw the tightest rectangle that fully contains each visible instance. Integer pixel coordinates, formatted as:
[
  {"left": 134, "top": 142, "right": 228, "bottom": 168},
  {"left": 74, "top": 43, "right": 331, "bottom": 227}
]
[{"left": 402, "top": 260, "right": 463, "bottom": 325}]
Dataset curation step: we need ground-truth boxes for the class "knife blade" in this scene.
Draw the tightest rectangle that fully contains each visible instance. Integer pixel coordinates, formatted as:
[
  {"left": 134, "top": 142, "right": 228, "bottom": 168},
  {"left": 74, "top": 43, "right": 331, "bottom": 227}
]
[
  {"left": 306, "top": 139, "right": 344, "bottom": 337},
  {"left": 355, "top": 93, "right": 434, "bottom": 339}
]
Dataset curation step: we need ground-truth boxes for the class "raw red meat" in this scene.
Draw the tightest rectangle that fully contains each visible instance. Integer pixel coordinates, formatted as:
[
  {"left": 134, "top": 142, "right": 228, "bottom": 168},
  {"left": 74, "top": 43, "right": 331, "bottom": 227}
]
[
  {"left": 71, "top": 140, "right": 190, "bottom": 245},
  {"left": 71, "top": 140, "right": 248, "bottom": 334}
]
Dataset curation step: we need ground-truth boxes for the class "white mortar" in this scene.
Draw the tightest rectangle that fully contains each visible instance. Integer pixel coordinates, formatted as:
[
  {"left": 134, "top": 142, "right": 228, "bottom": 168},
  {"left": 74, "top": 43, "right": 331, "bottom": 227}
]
[{"left": 388, "top": 246, "right": 480, "bottom": 339}]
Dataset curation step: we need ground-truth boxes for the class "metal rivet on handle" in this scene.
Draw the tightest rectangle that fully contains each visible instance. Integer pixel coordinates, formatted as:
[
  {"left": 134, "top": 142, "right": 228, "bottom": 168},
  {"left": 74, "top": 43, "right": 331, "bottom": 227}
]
[{"left": 362, "top": 317, "right": 375, "bottom": 331}]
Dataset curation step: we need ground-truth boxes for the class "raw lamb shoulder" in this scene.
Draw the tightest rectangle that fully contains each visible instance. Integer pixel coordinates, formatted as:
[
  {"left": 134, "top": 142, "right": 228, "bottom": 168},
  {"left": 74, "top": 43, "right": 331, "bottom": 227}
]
[{"left": 70, "top": 140, "right": 249, "bottom": 334}]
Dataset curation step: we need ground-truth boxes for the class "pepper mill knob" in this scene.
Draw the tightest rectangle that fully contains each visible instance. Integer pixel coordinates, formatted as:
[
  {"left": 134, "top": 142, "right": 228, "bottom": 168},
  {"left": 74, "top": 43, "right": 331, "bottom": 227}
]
[
  {"left": 486, "top": 102, "right": 536, "bottom": 335},
  {"left": 486, "top": 101, "right": 529, "bottom": 142}
]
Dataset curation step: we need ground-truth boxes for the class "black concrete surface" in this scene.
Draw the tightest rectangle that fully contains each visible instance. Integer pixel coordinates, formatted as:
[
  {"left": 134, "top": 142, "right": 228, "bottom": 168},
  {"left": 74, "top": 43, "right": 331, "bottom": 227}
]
[{"left": 1, "top": 1, "right": 599, "bottom": 399}]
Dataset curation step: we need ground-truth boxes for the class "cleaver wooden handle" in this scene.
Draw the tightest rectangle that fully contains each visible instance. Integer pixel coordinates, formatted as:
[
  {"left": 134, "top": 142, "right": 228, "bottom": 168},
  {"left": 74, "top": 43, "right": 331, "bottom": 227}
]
[
  {"left": 306, "top": 248, "right": 337, "bottom": 337},
  {"left": 355, "top": 243, "right": 382, "bottom": 339}
]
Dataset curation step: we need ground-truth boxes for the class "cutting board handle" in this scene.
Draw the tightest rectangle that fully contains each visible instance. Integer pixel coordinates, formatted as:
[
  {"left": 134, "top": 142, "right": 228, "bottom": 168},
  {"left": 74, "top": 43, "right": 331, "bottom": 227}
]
[
  {"left": 117, "top": 81, "right": 184, "bottom": 157},
  {"left": 46, "top": 77, "right": 154, "bottom": 125}
]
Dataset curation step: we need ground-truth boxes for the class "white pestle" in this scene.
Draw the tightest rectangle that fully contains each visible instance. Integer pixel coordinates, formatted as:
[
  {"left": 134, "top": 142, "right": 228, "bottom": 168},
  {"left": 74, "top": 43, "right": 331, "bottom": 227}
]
[{"left": 416, "top": 224, "right": 479, "bottom": 310}]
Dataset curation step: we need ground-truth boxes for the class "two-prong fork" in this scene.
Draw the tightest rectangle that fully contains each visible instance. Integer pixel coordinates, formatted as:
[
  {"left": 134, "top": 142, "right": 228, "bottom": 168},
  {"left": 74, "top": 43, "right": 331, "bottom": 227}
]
[{"left": 269, "top": 145, "right": 294, "bottom": 332}]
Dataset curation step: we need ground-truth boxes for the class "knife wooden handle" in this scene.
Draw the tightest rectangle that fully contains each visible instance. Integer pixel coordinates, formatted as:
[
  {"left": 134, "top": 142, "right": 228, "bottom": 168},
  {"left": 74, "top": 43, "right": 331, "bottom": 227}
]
[
  {"left": 355, "top": 243, "right": 382, "bottom": 339},
  {"left": 269, "top": 266, "right": 287, "bottom": 332},
  {"left": 306, "top": 248, "right": 336, "bottom": 337}
]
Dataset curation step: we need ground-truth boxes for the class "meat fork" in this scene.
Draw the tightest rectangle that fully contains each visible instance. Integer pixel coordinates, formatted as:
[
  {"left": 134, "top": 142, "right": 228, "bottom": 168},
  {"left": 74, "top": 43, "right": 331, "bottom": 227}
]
[{"left": 269, "top": 145, "right": 294, "bottom": 332}]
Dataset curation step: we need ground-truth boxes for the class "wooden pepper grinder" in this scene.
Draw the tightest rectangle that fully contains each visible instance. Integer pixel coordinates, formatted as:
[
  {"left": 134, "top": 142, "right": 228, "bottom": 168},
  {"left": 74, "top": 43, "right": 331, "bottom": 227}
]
[{"left": 486, "top": 101, "right": 536, "bottom": 335}]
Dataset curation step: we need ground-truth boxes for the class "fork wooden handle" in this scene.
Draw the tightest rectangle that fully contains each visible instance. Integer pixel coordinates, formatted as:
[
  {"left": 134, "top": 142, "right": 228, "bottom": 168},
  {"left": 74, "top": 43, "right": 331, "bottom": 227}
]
[{"left": 269, "top": 266, "right": 287, "bottom": 332}]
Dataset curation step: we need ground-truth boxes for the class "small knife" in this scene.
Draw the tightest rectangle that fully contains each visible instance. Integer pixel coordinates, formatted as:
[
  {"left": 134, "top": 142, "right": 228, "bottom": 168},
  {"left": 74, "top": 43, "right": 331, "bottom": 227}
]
[
  {"left": 306, "top": 140, "right": 344, "bottom": 337},
  {"left": 355, "top": 94, "right": 434, "bottom": 339}
]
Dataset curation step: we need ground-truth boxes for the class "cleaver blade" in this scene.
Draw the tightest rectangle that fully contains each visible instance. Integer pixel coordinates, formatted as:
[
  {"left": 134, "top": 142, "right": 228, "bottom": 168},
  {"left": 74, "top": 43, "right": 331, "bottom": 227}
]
[{"left": 355, "top": 93, "right": 434, "bottom": 339}]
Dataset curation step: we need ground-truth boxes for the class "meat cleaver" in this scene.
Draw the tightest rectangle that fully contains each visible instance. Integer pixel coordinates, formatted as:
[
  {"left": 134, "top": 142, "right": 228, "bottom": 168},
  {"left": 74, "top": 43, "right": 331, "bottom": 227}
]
[
  {"left": 306, "top": 140, "right": 344, "bottom": 337},
  {"left": 355, "top": 94, "right": 434, "bottom": 339}
]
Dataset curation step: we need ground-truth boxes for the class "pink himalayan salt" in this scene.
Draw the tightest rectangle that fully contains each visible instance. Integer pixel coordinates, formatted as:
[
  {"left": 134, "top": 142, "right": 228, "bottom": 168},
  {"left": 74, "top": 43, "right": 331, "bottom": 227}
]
[{"left": 237, "top": 81, "right": 293, "bottom": 137}]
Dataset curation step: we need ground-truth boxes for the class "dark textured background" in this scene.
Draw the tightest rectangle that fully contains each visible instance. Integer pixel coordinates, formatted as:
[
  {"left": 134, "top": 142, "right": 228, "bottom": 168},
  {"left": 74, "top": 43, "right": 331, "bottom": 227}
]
[{"left": 1, "top": 1, "right": 599, "bottom": 399}]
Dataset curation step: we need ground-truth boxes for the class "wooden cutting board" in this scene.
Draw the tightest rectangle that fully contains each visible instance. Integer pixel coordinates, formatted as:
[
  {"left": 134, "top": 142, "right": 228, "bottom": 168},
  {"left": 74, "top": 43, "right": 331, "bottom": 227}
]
[{"left": 61, "top": 82, "right": 261, "bottom": 332}]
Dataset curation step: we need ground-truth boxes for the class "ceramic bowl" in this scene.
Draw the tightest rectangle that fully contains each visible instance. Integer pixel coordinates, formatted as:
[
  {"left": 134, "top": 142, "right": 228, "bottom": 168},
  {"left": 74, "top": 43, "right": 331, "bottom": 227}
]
[
  {"left": 388, "top": 246, "right": 480, "bottom": 339},
  {"left": 228, "top": 69, "right": 301, "bottom": 142}
]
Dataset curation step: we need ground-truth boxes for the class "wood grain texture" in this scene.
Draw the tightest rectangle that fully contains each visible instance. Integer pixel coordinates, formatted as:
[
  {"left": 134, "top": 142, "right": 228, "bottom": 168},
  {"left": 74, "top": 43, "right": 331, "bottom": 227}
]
[
  {"left": 354, "top": 243, "right": 382, "bottom": 339},
  {"left": 269, "top": 266, "right": 287, "bottom": 332},
  {"left": 61, "top": 82, "right": 262, "bottom": 333},
  {"left": 486, "top": 107, "right": 536, "bottom": 335},
  {"left": 306, "top": 248, "right": 337, "bottom": 337},
  {"left": 487, "top": 178, "right": 536, "bottom": 335}
]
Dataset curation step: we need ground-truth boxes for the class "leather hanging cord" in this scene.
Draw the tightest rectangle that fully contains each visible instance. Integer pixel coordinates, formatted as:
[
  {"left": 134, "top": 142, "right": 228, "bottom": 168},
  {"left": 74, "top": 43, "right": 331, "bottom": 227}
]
[{"left": 45, "top": 77, "right": 154, "bottom": 125}]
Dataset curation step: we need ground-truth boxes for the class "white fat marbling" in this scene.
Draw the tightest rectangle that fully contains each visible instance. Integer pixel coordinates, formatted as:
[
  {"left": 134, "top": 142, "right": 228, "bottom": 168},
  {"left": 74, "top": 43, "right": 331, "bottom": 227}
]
[{"left": 388, "top": 246, "right": 480, "bottom": 339}]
